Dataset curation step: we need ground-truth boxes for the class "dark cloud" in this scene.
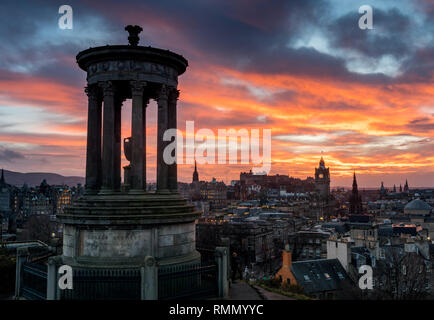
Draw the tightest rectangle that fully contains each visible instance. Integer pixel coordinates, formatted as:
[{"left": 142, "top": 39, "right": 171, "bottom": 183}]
[
  {"left": 407, "top": 117, "right": 434, "bottom": 132},
  {"left": 328, "top": 8, "right": 412, "bottom": 59},
  {"left": 310, "top": 100, "right": 366, "bottom": 112},
  {"left": 1, "top": 0, "right": 429, "bottom": 87},
  {"left": 0, "top": 0, "right": 121, "bottom": 88},
  {"left": 179, "top": 101, "right": 276, "bottom": 127},
  {"left": 396, "top": 47, "right": 434, "bottom": 82},
  {"left": 0, "top": 147, "right": 25, "bottom": 162}
]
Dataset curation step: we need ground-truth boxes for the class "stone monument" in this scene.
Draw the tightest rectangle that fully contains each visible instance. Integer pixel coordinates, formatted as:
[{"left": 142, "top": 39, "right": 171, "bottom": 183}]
[{"left": 57, "top": 25, "right": 200, "bottom": 271}]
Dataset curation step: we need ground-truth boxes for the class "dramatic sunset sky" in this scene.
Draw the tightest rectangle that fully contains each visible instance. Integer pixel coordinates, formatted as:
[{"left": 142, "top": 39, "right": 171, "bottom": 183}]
[{"left": 0, "top": 0, "right": 433, "bottom": 187}]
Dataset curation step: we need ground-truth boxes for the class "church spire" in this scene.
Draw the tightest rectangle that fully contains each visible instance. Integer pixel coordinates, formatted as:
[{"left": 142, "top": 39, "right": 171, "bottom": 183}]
[
  {"left": 192, "top": 160, "right": 199, "bottom": 182},
  {"left": 404, "top": 179, "right": 409, "bottom": 192},
  {"left": 350, "top": 171, "right": 363, "bottom": 215},
  {"left": 352, "top": 171, "right": 358, "bottom": 189},
  {"left": 319, "top": 156, "right": 325, "bottom": 168}
]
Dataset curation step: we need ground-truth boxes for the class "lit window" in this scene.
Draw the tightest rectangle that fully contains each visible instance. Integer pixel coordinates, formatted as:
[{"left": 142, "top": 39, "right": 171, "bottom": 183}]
[
  {"left": 303, "top": 275, "right": 311, "bottom": 282},
  {"left": 324, "top": 273, "right": 331, "bottom": 280}
]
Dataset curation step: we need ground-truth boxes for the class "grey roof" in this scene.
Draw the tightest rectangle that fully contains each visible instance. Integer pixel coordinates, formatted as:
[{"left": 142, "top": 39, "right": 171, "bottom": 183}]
[
  {"left": 405, "top": 199, "right": 432, "bottom": 211},
  {"left": 291, "top": 259, "right": 350, "bottom": 294}
]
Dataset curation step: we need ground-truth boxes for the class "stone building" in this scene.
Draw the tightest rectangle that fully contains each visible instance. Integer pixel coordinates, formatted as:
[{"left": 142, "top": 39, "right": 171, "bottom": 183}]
[
  {"left": 289, "top": 230, "right": 331, "bottom": 261},
  {"left": 0, "top": 169, "right": 11, "bottom": 235},
  {"left": 275, "top": 250, "right": 351, "bottom": 299},
  {"left": 196, "top": 221, "right": 274, "bottom": 269}
]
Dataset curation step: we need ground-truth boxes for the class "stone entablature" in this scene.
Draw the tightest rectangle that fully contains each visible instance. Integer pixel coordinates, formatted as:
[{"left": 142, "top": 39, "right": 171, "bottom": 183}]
[
  {"left": 77, "top": 45, "right": 187, "bottom": 87},
  {"left": 85, "top": 59, "right": 179, "bottom": 86}
]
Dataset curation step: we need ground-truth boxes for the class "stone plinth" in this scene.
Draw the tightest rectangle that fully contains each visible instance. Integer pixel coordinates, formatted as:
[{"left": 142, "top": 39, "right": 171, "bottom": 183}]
[{"left": 58, "top": 192, "right": 200, "bottom": 268}]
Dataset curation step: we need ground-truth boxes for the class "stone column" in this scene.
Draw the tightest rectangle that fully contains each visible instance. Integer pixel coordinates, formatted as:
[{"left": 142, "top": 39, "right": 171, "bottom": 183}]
[
  {"left": 84, "top": 85, "right": 102, "bottom": 193},
  {"left": 157, "top": 85, "right": 169, "bottom": 192},
  {"left": 141, "top": 256, "right": 158, "bottom": 300},
  {"left": 215, "top": 247, "right": 229, "bottom": 299},
  {"left": 168, "top": 88, "right": 179, "bottom": 192},
  {"left": 114, "top": 96, "right": 123, "bottom": 191},
  {"left": 47, "top": 256, "right": 60, "bottom": 300},
  {"left": 130, "top": 81, "right": 147, "bottom": 192},
  {"left": 99, "top": 81, "right": 116, "bottom": 192},
  {"left": 14, "top": 247, "right": 28, "bottom": 299}
]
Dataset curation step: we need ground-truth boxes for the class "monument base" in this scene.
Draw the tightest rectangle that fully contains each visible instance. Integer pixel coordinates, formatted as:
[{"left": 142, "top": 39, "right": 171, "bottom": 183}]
[{"left": 57, "top": 192, "right": 201, "bottom": 269}]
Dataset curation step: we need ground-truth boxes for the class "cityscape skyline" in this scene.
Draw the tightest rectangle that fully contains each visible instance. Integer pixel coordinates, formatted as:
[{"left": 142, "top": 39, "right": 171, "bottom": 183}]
[
  {"left": 0, "top": 163, "right": 430, "bottom": 189},
  {"left": 0, "top": 0, "right": 433, "bottom": 187},
  {"left": 2, "top": 1, "right": 434, "bottom": 304}
]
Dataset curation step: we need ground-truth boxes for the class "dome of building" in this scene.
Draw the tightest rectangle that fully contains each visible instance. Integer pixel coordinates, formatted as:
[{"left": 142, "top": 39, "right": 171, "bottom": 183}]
[{"left": 404, "top": 199, "right": 432, "bottom": 215}]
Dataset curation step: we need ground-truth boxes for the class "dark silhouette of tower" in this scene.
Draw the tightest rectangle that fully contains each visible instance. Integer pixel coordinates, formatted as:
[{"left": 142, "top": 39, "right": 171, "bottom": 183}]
[
  {"left": 0, "top": 169, "right": 5, "bottom": 187},
  {"left": 314, "top": 156, "right": 330, "bottom": 200},
  {"left": 349, "top": 172, "right": 363, "bottom": 215},
  {"left": 192, "top": 161, "right": 199, "bottom": 183},
  {"left": 380, "top": 181, "right": 386, "bottom": 194},
  {"left": 404, "top": 179, "right": 409, "bottom": 193}
]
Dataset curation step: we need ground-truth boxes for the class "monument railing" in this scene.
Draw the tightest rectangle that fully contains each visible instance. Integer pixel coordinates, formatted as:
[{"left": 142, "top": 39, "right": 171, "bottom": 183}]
[
  {"left": 60, "top": 268, "right": 141, "bottom": 300},
  {"left": 21, "top": 261, "right": 47, "bottom": 300},
  {"left": 158, "top": 262, "right": 218, "bottom": 300},
  {"left": 15, "top": 245, "right": 54, "bottom": 300},
  {"left": 16, "top": 247, "right": 229, "bottom": 300}
]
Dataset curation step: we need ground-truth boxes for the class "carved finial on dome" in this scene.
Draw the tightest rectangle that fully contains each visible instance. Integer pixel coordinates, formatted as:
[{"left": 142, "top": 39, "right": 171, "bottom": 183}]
[{"left": 125, "top": 25, "right": 143, "bottom": 46}]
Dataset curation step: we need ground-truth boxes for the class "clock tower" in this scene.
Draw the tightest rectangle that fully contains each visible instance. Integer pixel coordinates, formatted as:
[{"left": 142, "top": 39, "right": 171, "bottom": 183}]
[{"left": 315, "top": 157, "right": 330, "bottom": 200}]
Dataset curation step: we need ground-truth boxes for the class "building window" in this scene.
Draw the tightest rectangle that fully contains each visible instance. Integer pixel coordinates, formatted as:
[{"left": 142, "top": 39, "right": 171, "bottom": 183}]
[{"left": 324, "top": 273, "right": 331, "bottom": 280}]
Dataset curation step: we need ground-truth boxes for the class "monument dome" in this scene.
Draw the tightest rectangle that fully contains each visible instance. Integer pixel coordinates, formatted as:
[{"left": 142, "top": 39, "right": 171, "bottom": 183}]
[{"left": 404, "top": 199, "right": 432, "bottom": 215}]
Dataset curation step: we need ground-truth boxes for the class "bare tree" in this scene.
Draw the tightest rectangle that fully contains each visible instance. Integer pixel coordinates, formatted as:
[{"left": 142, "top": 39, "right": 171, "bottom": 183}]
[
  {"left": 372, "top": 248, "right": 428, "bottom": 300},
  {"left": 20, "top": 214, "right": 56, "bottom": 244}
]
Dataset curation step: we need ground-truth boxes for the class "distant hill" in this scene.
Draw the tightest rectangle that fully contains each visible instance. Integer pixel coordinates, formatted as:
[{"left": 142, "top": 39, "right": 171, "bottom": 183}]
[{"left": 2, "top": 169, "right": 84, "bottom": 187}]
